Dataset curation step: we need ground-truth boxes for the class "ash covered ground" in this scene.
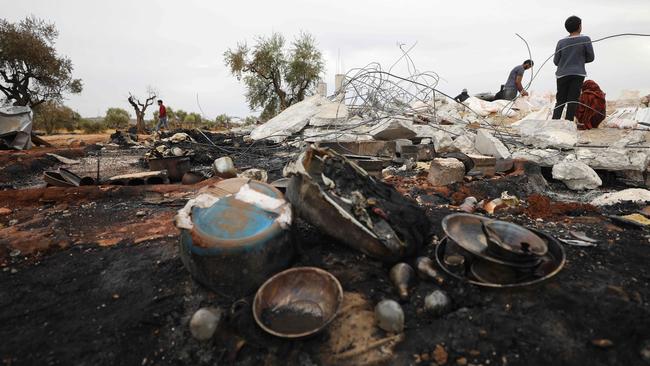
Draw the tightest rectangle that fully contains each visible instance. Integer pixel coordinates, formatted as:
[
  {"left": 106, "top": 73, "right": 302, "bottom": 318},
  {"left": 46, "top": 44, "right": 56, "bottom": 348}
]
[{"left": 0, "top": 131, "right": 649, "bottom": 366}]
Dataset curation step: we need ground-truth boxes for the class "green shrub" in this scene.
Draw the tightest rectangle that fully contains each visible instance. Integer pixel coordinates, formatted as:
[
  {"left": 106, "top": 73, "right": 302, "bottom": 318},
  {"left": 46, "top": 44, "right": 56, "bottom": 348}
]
[{"left": 78, "top": 119, "right": 106, "bottom": 134}]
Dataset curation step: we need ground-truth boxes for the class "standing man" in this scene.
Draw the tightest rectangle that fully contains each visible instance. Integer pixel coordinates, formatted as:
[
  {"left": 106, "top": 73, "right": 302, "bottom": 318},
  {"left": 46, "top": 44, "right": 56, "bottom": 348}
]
[
  {"left": 155, "top": 99, "right": 168, "bottom": 132},
  {"left": 500, "top": 60, "right": 533, "bottom": 100},
  {"left": 552, "top": 15, "right": 595, "bottom": 121}
]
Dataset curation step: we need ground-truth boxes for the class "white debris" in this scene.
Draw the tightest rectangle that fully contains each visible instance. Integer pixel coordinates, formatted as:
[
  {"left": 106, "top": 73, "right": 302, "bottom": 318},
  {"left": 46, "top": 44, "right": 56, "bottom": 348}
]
[
  {"left": 250, "top": 95, "right": 330, "bottom": 142},
  {"left": 474, "top": 129, "right": 511, "bottom": 159},
  {"left": 576, "top": 148, "right": 650, "bottom": 171},
  {"left": 238, "top": 168, "right": 268, "bottom": 183},
  {"left": 611, "top": 130, "right": 647, "bottom": 149},
  {"left": 308, "top": 100, "right": 349, "bottom": 127},
  {"left": 234, "top": 184, "right": 293, "bottom": 229},
  {"left": 511, "top": 149, "right": 565, "bottom": 166},
  {"left": 603, "top": 107, "right": 650, "bottom": 130},
  {"left": 189, "top": 307, "right": 222, "bottom": 341},
  {"left": 164, "top": 132, "right": 194, "bottom": 143},
  {"left": 591, "top": 188, "right": 650, "bottom": 206},
  {"left": 411, "top": 126, "right": 455, "bottom": 153},
  {"left": 513, "top": 119, "right": 577, "bottom": 149},
  {"left": 175, "top": 194, "right": 221, "bottom": 230},
  {"left": 552, "top": 157, "right": 602, "bottom": 190},
  {"left": 452, "top": 134, "right": 477, "bottom": 154},
  {"left": 212, "top": 157, "right": 237, "bottom": 178},
  {"left": 371, "top": 119, "right": 417, "bottom": 140}
]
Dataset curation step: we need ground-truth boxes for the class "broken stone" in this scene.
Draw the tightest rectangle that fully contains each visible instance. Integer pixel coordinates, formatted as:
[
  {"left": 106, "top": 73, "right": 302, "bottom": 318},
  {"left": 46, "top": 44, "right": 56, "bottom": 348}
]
[
  {"left": 189, "top": 307, "right": 222, "bottom": 341},
  {"left": 371, "top": 119, "right": 417, "bottom": 141},
  {"left": 424, "top": 290, "right": 451, "bottom": 316},
  {"left": 411, "top": 125, "right": 455, "bottom": 153},
  {"left": 428, "top": 158, "right": 465, "bottom": 186},
  {"left": 474, "top": 129, "right": 511, "bottom": 159},
  {"left": 552, "top": 158, "right": 602, "bottom": 190},
  {"left": 308, "top": 100, "right": 349, "bottom": 127},
  {"left": 451, "top": 134, "right": 477, "bottom": 155},
  {"left": 576, "top": 148, "right": 650, "bottom": 171},
  {"left": 467, "top": 154, "right": 496, "bottom": 177},
  {"left": 459, "top": 197, "right": 478, "bottom": 213},
  {"left": 511, "top": 149, "right": 565, "bottom": 167},
  {"left": 514, "top": 119, "right": 577, "bottom": 149},
  {"left": 591, "top": 188, "right": 650, "bottom": 206},
  {"left": 611, "top": 130, "right": 646, "bottom": 148},
  {"left": 250, "top": 95, "right": 330, "bottom": 142},
  {"left": 136, "top": 211, "right": 146, "bottom": 217},
  {"left": 375, "top": 300, "right": 404, "bottom": 333}
]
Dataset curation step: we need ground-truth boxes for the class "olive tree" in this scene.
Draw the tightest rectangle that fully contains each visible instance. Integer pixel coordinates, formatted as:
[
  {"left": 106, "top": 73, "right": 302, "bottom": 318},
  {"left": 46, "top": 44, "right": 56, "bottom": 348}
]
[
  {"left": 224, "top": 32, "right": 324, "bottom": 120},
  {"left": 104, "top": 108, "right": 131, "bottom": 129},
  {"left": 0, "top": 16, "right": 82, "bottom": 107}
]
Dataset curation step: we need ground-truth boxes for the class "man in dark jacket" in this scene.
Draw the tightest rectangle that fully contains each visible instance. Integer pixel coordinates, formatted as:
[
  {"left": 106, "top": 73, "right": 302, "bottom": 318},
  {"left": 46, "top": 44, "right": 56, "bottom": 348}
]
[{"left": 552, "top": 15, "right": 595, "bottom": 121}]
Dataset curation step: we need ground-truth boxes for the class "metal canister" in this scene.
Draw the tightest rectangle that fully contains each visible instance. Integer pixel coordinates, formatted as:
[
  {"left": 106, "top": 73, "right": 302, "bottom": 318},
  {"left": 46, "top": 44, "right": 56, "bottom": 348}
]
[{"left": 178, "top": 178, "right": 294, "bottom": 298}]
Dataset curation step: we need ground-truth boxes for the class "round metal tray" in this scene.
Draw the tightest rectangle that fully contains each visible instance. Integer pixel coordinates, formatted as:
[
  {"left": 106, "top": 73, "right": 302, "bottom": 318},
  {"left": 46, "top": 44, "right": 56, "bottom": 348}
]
[{"left": 435, "top": 229, "right": 565, "bottom": 288}]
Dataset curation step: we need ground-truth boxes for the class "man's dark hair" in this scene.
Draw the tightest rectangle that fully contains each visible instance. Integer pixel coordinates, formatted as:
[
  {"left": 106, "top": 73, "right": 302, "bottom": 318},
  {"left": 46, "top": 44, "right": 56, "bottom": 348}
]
[
  {"left": 523, "top": 59, "right": 534, "bottom": 66},
  {"left": 157, "top": 99, "right": 163, "bottom": 103},
  {"left": 565, "top": 16, "right": 581, "bottom": 33}
]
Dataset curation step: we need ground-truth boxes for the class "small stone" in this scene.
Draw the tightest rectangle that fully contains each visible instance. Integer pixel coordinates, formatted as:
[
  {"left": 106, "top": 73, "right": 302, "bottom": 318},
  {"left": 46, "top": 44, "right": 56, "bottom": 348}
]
[
  {"left": 0, "top": 207, "right": 12, "bottom": 215},
  {"left": 9, "top": 219, "right": 18, "bottom": 226},
  {"left": 591, "top": 338, "right": 614, "bottom": 348},
  {"left": 112, "top": 294, "right": 120, "bottom": 299},
  {"left": 9, "top": 249, "right": 21, "bottom": 257},
  {"left": 10, "top": 268, "right": 17, "bottom": 274},
  {"left": 189, "top": 307, "right": 222, "bottom": 341},
  {"left": 375, "top": 299, "right": 404, "bottom": 333},
  {"left": 428, "top": 158, "right": 465, "bottom": 186},
  {"left": 456, "top": 357, "right": 468, "bottom": 366},
  {"left": 433, "top": 344, "right": 448, "bottom": 365},
  {"left": 424, "top": 290, "right": 452, "bottom": 316},
  {"left": 136, "top": 211, "right": 146, "bottom": 217}
]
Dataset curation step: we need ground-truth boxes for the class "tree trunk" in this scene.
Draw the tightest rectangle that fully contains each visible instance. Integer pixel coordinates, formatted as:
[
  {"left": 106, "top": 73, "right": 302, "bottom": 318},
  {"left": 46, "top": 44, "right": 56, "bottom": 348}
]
[{"left": 136, "top": 112, "right": 145, "bottom": 134}]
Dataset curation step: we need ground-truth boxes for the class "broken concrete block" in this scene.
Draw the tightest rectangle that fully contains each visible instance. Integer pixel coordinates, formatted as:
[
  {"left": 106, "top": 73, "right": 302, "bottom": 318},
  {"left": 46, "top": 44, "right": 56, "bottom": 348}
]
[
  {"left": 474, "top": 129, "right": 511, "bottom": 159},
  {"left": 611, "top": 130, "right": 646, "bottom": 149},
  {"left": 372, "top": 119, "right": 417, "bottom": 141},
  {"left": 451, "top": 134, "right": 477, "bottom": 154},
  {"left": 591, "top": 188, "right": 650, "bottom": 206},
  {"left": 513, "top": 119, "right": 577, "bottom": 149},
  {"left": 250, "top": 95, "right": 330, "bottom": 142},
  {"left": 576, "top": 148, "right": 650, "bottom": 171},
  {"left": 467, "top": 154, "right": 496, "bottom": 177},
  {"left": 394, "top": 139, "right": 413, "bottom": 154},
  {"left": 428, "top": 158, "right": 465, "bottom": 186},
  {"left": 552, "top": 158, "right": 602, "bottom": 190},
  {"left": 308, "top": 100, "right": 349, "bottom": 127},
  {"left": 511, "top": 149, "right": 565, "bottom": 167}
]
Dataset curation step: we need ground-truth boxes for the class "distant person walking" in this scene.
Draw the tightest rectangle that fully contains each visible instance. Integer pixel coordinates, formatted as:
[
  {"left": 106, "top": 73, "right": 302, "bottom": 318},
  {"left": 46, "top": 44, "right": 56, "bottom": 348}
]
[
  {"left": 552, "top": 15, "right": 595, "bottom": 121},
  {"left": 497, "top": 60, "right": 533, "bottom": 100},
  {"left": 155, "top": 99, "right": 168, "bottom": 132}
]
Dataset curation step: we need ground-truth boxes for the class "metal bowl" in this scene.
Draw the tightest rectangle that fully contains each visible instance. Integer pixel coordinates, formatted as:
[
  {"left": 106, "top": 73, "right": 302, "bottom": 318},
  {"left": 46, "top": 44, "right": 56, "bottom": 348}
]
[{"left": 253, "top": 267, "right": 343, "bottom": 338}]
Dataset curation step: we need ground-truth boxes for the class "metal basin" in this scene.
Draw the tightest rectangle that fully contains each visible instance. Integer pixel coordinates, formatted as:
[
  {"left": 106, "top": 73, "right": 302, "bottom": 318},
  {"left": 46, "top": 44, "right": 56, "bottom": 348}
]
[
  {"left": 148, "top": 156, "right": 191, "bottom": 181},
  {"left": 253, "top": 267, "right": 343, "bottom": 338}
]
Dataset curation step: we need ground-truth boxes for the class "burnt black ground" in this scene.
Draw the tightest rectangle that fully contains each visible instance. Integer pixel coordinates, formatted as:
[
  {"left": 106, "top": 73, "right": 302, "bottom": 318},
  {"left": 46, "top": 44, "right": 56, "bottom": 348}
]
[{"left": 1, "top": 196, "right": 649, "bottom": 366}]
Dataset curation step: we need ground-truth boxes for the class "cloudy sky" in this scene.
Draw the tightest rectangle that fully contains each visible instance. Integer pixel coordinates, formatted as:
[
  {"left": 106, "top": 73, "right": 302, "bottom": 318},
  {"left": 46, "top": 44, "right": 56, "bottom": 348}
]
[{"left": 4, "top": 0, "right": 650, "bottom": 119}]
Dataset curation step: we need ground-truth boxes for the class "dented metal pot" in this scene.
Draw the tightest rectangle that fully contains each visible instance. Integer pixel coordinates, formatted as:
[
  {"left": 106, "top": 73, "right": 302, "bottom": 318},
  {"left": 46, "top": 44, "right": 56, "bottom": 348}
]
[{"left": 176, "top": 178, "right": 294, "bottom": 298}]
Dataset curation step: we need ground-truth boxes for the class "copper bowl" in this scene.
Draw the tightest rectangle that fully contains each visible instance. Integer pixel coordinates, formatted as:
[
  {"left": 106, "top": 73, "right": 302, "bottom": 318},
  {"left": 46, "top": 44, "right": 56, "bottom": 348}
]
[{"left": 253, "top": 267, "right": 343, "bottom": 338}]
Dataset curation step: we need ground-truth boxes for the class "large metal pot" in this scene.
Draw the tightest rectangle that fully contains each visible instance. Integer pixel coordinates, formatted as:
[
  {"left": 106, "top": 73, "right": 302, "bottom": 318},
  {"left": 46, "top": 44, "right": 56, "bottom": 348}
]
[{"left": 177, "top": 178, "right": 294, "bottom": 298}]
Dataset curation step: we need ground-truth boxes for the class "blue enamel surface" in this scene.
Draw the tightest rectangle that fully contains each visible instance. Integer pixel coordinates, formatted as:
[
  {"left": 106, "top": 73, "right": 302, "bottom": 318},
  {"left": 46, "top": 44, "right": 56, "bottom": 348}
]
[{"left": 192, "top": 196, "right": 278, "bottom": 240}]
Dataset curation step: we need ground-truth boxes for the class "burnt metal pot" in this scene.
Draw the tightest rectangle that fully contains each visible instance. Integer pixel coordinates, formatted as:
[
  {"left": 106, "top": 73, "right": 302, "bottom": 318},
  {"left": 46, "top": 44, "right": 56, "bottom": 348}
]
[
  {"left": 179, "top": 179, "right": 294, "bottom": 298},
  {"left": 149, "top": 156, "right": 191, "bottom": 182},
  {"left": 253, "top": 267, "right": 343, "bottom": 338}
]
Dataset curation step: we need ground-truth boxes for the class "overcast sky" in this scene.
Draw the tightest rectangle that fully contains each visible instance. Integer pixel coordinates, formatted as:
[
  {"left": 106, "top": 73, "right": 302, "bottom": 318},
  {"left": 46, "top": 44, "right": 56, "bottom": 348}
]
[{"left": 4, "top": 0, "right": 650, "bottom": 119}]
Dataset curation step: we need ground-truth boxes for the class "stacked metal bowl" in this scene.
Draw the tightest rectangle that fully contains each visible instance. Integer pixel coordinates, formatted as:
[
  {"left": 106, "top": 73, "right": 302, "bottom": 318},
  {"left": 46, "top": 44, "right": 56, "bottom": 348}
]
[{"left": 436, "top": 213, "right": 565, "bottom": 287}]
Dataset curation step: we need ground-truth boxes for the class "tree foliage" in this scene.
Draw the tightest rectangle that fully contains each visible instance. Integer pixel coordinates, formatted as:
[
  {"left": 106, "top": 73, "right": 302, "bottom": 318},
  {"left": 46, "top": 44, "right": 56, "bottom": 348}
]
[
  {"left": 224, "top": 32, "right": 324, "bottom": 120},
  {"left": 0, "top": 16, "right": 82, "bottom": 107},
  {"left": 32, "top": 101, "right": 77, "bottom": 134},
  {"left": 104, "top": 107, "right": 131, "bottom": 129}
]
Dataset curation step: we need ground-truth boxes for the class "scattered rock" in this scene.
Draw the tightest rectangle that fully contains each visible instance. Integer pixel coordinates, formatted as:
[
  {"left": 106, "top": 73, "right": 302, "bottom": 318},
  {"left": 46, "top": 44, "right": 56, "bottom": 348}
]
[
  {"left": 136, "top": 211, "right": 146, "bottom": 217},
  {"left": 0, "top": 207, "right": 12, "bottom": 216},
  {"left": 424, "top": 290, "right": 452, "bottom": 316},
  {"left": 250, "top": 95, "right": 330, "bottom": 142},
  {"left": 375, "top": 300, "right": 404, "bottom": 333},
  {"left": 189, "top": 307, "right": 222, "bottom": 341},
  {"left": 428, "top": 158, "right": 465, "bottom": 186},
  {"left": 576, "top": 148, "right": 650, "bottom": 171},
  {"left": 372, "top": 119, "right": 417, "bottom": 141},
  {"left": 511, "top": 149, "right": 564, "bottom": 167},
  {"left": 474, "top": 129, "right": 511, "bottom": 159},
  {"left": 212, "top": 157, "right": 237, "bottom": 178},
  {"left": 552, "top": 158, "right": 602, "bottom": 190},
  {"left": 9, "top": 219, "right": 18, "bottom": 226},
  {"left": 433, "top": 344, "right": 448, "bottom": 365},
  {"left": 239, "top": 168, "right": 269, "bottom": 183},
  {"left": 452, "top": 134, "right": 477, "bottom": 154}
]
